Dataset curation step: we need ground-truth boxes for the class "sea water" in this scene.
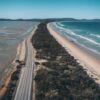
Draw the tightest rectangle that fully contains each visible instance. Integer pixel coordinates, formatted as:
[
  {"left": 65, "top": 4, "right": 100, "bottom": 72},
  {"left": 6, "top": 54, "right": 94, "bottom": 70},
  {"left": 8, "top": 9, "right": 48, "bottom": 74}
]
[{"left": 53, "top": 21, "right": 100, "bottom": 56}]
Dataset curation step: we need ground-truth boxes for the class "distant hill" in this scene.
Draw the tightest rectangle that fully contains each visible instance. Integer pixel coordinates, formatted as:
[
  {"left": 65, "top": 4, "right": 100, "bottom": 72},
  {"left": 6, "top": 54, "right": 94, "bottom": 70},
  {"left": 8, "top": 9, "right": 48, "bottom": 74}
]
[
  {"left": 79, "top": 19, "right": 100, "bottom": 22},
  {"left": 0, "top": 18, "right": 100, "bottom": 22},
  {"left": 0, "top": 18, "right": 42, "bottom": 21}
]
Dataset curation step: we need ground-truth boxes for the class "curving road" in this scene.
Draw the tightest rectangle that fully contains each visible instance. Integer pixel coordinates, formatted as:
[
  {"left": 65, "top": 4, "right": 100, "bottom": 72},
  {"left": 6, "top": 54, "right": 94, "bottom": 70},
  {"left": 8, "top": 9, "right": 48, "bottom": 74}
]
[{"left": 14, "top": 27, "right": 36, "bottom": 100}]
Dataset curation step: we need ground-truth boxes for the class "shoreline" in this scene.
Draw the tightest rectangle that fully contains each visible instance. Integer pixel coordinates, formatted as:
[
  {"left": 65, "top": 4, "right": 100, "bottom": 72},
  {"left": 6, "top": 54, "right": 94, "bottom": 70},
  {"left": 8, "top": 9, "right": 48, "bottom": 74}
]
[
  {"left": 0, "top": 43, "right": 19, "bottom": 97},
  {"left": 32, "top": 22, "right": 100, "bottom": 99},
  {"left": 0, "top": 38, "right": 26, "bottom": 97},
  {"left": 0, "top": 26, "right": 37, "bottom": 99},
  {"left": 52, "top": 22, "right": 100, "bottom": 59},
  {"left": 0, "top": 25, "right": 37, "bottom": 98},
  {"left": 47, "top": 23, "right": 100, "bottom": 84}
]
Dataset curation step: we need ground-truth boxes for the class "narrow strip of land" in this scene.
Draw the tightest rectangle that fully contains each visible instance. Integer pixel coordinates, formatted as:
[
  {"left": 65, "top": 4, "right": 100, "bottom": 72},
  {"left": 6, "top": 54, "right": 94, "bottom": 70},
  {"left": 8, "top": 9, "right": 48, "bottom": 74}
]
[
  {"left": 32, "top": 22, "right": 100, "bottom": 100},
  {"left": 47, "top": 23, "right": 100, "bottom": 83},
  {"left": 14, "top": 27, "right": 37, "bottom": 100}
]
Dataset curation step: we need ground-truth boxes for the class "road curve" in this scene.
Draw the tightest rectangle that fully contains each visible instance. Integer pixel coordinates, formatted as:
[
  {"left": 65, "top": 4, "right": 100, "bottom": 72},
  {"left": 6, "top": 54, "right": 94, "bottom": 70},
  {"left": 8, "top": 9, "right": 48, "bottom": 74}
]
[{"left": 14, "top": 27, "right": 36, "bottom": 100}]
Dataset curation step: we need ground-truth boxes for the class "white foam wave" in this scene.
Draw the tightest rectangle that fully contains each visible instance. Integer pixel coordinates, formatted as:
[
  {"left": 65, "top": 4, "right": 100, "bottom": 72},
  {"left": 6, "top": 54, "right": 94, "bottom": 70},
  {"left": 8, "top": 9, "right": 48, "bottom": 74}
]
[
  {"left": 54, "top": 22, "right": 100, "bottom": 46},
  {"left": 76, "top": 35, "right": 100, "bottom": 46},
  {"left": 90, "top": 34, "right": 100, "bottom": 38},
  {"left": 64, "top": 29, "right": 76, "bottom": 35},
  {"left": 57, "top": 23, "right": 65, "bottom": 27},
  {"left": 54, "top": 23, "right": 76, "bottom": 35},
  {"left": 63, "top": 29, "right": 100, "bottom": 46}
]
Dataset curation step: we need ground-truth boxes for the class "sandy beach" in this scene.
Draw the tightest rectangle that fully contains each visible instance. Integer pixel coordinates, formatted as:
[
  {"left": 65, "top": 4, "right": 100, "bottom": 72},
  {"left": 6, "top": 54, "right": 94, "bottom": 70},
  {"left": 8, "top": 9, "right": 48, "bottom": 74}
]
[{"left": 47, "top": 23, "right": 100, "bottom": 84}]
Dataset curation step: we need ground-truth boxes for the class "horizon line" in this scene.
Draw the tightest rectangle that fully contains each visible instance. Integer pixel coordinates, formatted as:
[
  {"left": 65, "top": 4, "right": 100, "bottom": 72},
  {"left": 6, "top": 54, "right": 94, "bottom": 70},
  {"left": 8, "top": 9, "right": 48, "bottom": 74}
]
[{"left": 0, "top": 17, "right": 100, "bottom": 20}]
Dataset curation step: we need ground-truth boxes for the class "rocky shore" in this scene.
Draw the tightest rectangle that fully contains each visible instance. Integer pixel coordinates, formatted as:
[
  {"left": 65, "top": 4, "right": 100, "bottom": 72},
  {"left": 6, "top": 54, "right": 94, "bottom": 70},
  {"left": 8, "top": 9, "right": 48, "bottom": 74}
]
[{"left": 32, "top": 22, "right": 100, "bottom": 100}]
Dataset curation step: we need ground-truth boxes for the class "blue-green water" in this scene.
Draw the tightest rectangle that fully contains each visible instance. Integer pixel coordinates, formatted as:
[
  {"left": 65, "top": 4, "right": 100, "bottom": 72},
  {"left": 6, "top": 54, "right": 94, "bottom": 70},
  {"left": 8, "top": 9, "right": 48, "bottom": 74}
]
[{"left": 53, "top": 21, "right": 100, "bottom": 55}]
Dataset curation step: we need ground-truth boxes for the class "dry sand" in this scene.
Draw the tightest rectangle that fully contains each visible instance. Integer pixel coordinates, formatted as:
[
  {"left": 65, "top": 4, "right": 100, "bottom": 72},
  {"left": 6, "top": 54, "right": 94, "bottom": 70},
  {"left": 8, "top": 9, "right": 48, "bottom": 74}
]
[{"left": 47, "top": 23, "right": 100, "bottom": 84}]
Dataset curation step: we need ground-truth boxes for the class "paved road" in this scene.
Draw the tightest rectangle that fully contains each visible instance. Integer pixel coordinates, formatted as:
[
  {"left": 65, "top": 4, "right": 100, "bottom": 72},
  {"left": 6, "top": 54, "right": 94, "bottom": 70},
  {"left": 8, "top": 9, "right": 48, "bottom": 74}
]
[{"left": 14, "top": 28, "right": 36, "bottom": 100}]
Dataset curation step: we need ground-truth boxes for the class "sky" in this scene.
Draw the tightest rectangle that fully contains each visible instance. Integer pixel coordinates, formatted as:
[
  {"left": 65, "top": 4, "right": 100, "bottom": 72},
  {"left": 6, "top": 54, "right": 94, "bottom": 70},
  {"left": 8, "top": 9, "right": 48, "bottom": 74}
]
[{"left": 0, "top": 0, "right": 100, "bottom": 19}]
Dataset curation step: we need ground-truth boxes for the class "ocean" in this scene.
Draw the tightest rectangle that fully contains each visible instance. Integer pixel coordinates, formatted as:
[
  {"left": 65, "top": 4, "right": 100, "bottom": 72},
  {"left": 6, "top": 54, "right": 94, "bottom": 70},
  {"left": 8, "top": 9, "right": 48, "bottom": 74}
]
[
  {"left": 0, "top": 21, "right": 38, "bottom": 75},
  {"left": 53, "top": 21, "right": 100, "bottom": 56}
]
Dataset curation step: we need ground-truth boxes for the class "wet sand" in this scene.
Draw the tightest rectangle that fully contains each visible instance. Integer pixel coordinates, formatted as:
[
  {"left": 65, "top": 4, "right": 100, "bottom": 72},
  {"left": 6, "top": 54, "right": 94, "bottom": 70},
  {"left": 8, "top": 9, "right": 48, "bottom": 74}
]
[
  {"left": 47, "top": 23, "right": 100, "bottom": 84},
  {"left": 0, "top": 44, "right": 19, "bottom": 97}
]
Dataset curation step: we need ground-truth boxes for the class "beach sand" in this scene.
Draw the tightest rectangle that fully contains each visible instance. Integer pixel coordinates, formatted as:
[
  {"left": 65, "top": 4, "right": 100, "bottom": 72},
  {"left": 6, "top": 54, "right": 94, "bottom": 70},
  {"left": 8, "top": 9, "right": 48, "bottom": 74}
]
[{"left": 47, "top": 23, "right": 100, "bottom": 84}]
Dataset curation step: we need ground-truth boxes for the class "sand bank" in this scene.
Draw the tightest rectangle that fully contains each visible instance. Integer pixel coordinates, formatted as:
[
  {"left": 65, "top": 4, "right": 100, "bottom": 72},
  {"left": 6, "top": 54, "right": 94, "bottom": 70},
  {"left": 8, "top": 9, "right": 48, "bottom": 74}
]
[{"left": 47, "top": 23, "right": 100, "bottom": 84}]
